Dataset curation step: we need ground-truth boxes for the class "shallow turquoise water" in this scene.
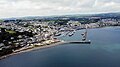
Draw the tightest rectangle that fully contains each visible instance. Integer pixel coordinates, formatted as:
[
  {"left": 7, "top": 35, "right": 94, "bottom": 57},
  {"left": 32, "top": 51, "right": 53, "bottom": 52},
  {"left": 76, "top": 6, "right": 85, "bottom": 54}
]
[{"left": 0, "top": 27, "right": 120, "bottom": 67}]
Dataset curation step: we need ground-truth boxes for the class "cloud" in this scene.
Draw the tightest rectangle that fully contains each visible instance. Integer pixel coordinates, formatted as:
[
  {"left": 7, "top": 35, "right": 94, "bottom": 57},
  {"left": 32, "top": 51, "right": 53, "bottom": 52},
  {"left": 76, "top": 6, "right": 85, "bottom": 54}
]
[
  {"left": 0, "top": 0, "right": 120, "bottom": 18},
  {"left": 93, "top": 0, "right": 120, "bottom": 12}
]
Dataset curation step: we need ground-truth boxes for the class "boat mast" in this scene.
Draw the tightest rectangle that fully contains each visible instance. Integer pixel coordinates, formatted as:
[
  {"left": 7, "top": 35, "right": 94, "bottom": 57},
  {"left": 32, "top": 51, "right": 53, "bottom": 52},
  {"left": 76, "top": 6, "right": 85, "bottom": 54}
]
[
  {"left": 85, "top": 24, "right": 88, "bottom": 41},
  {"left": 82, "top": 24, "right": 88, "bottom": 41}
]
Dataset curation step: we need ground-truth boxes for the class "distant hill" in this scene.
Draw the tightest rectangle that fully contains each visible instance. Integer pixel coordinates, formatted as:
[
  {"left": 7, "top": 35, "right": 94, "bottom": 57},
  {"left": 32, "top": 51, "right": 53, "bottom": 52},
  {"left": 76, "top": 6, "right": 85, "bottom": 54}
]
[
  {"left": 1, "top": 12, "right": 120, "bottom": 20},
  {"left": 91, "top": 12, "right": 120, "bottom": 18}
]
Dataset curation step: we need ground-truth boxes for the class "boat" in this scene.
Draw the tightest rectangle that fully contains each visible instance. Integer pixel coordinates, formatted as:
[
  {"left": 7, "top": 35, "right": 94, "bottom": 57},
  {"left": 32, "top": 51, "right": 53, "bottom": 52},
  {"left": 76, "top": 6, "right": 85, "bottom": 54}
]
[
  {"left": 68, "top": 30, "right": 76, "bottom": 37},
  {"left": 54, "top": 33, "right": 61, "bottom": 36},
  {"left": 69, "top": 24, "right": 91, "bottom": 44},
  {"left": 68, "top": 32, "right": 74, "bottom": 36}
]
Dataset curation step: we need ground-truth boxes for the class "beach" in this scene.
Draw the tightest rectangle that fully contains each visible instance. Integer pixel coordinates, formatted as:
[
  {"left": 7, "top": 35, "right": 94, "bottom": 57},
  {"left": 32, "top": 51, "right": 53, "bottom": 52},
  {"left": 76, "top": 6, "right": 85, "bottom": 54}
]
[{"left": 0, "top": 40, "right": 65, "bottom": 60}]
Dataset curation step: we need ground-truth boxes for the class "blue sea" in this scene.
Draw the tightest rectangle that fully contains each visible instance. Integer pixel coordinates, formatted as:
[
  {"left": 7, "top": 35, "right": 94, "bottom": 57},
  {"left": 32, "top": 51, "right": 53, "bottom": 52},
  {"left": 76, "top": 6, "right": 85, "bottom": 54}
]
[{"left": 0, "top": 27, "right": 120, "bottom": 67}]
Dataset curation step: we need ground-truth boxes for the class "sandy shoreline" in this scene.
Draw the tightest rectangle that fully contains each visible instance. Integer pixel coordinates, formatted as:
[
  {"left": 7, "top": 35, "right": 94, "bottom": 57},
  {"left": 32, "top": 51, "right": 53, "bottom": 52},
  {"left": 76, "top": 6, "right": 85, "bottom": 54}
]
[{"left": 0, "top": 41, "right": 65, "bottom": 60}]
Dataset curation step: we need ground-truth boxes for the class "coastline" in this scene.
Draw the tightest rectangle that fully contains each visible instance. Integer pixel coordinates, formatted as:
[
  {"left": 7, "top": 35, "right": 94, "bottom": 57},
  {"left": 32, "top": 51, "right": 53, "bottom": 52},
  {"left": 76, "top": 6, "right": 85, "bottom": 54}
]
[
  {"left": 0, "top": 40, "right": 65, "bottom": 60},
  {"left": 1, "top": 26, "right": 119, "bottom": 60}
]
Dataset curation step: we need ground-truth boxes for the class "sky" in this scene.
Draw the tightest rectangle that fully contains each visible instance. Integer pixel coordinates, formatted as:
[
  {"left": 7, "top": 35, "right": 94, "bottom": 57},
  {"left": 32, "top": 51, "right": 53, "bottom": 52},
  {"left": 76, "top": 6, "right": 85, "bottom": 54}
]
[{"left": 0, "top": 0, "right": 120, "bottom": 18}]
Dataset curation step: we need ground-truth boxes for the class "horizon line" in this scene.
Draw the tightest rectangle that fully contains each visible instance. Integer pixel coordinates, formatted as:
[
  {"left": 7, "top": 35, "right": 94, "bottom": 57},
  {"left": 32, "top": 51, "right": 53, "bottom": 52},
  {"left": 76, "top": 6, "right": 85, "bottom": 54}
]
[{"left": 0, "top": 11, "right": 120, "bottom": 20}]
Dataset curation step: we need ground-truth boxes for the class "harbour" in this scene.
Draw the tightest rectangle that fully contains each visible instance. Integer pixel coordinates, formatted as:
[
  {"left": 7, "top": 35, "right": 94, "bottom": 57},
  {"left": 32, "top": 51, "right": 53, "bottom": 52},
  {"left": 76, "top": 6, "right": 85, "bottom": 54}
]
[
  {"left": 0, "top": 27, "right": 120, "bottom": 67},
  {"left": 0, "top": 0, "right": 120, "bottom": 67}
]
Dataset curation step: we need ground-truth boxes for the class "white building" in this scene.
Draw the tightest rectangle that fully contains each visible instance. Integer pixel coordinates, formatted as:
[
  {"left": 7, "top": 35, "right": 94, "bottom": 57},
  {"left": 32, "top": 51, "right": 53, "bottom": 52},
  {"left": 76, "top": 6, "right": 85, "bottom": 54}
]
[{"left": 67, "top": 20, "right": 81, "bottom": 26}]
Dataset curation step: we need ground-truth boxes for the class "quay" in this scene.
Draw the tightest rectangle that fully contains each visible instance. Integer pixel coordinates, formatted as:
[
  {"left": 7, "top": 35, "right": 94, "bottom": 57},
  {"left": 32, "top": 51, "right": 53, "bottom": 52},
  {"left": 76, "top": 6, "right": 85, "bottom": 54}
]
[
  {"left": 61, "top": 24, "right": 91, "bottom": 44},
  {"left": 62, "top": 41, "right": 91, "bottom": 44}
]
